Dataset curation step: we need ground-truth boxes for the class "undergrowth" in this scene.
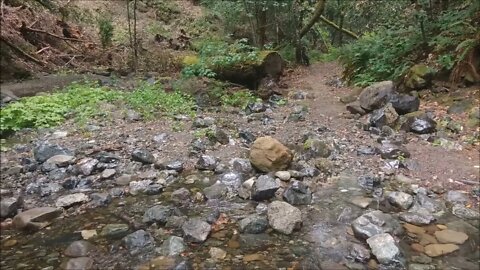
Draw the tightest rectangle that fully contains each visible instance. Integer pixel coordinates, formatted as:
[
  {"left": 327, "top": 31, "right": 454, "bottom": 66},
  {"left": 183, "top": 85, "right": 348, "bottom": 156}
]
[
  {"left": 338, "top": 1, "right": 480, "bottom": 87},
  {"left": 0, "top": 80, "right": 258, "bottom": 135},
  {"left": 182, "top": 38, "right": 260, "bottom": 78},
  {"left": 0, "top": 82, "right": 196, "bottom": 135}
]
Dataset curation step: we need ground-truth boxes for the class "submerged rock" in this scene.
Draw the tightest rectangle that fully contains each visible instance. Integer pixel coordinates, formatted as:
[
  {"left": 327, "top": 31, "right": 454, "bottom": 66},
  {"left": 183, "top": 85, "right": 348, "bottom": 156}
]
[
  {"left": 351, "top": 210, "right": 403, "bottom": 240},
  {"left": 239, "top": 214, "right": 268, "bottom": 234},
  {"left": 182, "top": 218, "right": 211, "bottom": 243},
  {"left": 157, "top": 236, "right": 186, "bottom": 256},
  {"left": 12, "top": 207, "right": 63, "bottom": 231},
  {"left": 366, "top": 233, "right": 403, "bottom": 266},
  {"left": 122, "top": 230, "right": 154, "bottom": 255},
  {"left": 282, "top": 180, "right": 312, "bottom": 205}
]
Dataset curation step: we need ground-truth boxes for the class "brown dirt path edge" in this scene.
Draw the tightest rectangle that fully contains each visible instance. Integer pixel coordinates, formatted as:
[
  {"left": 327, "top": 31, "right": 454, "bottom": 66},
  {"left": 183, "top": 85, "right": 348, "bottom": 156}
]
[{"left": 288, "top": 62, "right": 479, "bottom": 193}]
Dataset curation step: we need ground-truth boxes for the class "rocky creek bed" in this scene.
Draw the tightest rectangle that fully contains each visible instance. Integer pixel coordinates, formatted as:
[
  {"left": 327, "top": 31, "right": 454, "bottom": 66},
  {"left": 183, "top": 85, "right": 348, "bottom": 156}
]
[{"left": 1, "top": 63, "right": 479, "bottom": 270}]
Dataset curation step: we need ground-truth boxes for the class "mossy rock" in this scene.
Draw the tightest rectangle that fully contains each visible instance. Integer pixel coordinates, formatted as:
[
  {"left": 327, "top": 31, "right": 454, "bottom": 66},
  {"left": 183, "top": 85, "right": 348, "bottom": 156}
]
[{"left": 405, "top": 64, "right": 436, "bottom": 90}]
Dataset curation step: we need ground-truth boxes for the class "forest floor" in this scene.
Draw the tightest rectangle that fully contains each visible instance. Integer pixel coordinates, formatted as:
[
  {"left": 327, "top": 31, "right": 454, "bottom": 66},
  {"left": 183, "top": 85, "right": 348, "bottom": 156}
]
[{"left": 0, "top": 61, "right": 479, "bottom": 269}]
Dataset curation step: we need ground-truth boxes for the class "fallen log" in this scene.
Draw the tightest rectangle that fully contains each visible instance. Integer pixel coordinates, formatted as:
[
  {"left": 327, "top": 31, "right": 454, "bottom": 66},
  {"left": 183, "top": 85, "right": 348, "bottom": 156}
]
[{"left": 183, "top": 51, "right": 284, "bottom": 89}]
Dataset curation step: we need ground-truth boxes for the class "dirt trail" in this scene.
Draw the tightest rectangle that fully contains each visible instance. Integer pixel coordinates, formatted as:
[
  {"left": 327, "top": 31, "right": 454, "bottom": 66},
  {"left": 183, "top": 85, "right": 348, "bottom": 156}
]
[{"left": 292, "top": 62, "right": 479, "bottom": 192}]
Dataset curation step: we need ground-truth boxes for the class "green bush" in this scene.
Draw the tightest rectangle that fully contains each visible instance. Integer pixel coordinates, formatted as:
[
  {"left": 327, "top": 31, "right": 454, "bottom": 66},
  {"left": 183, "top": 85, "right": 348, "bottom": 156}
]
[
  {"left": 221, "top": 89, "right": 257, "bottom": 109},
  {"left": 98, "top": 17, "right": 114, "bottom": 48}
]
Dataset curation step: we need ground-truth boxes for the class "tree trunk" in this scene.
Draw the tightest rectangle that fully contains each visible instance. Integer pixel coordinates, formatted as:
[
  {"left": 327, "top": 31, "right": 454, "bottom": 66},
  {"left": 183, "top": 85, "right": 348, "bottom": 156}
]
[
  {"left": 320, "top": 15, "right": 358, "bottom": 40},
  {"left": 257, "top": 8, "right": 267, "bottom": 48},
  {"left": 183, "top": 51, "right": 284, "bottom": 89},
  {"left": 299, "top": 0, "right": 327, "bottom": 39}
]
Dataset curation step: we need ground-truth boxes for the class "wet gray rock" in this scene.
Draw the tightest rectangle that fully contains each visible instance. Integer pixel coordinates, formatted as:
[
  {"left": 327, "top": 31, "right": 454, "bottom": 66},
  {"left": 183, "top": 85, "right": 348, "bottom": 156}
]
[
  {"left": 445, "top": 190, "right": 469, "bottom": 204},
  {"left": 157, "top": 236, "right": 186, "bottom": 256},
  {"left": 214, "top": 128, "right": 229, "bottom": 145},
  {"left": 282, "top": 180, "right": 312, "bottom": 205},
  {"left": 359, "top": 81, "right": 395, "bottom": 111},
  {"left": 231, "top": 158, "right": 254, "bottom": 175},
  {"left": 351, "top": 210, "right": 403, "bottom": 240},
  {"left": 239, "top": 233, "right": 273, "bottom": 250},
  {"left": 100, "top": 224, "right": 129, "bottom": 238},
  {"left": 409, "top": 264, "right": 435, "bottom": 270},
  {"left": 218, "top": 171, "right": 243, "bottom": 190},
  {"left": 238, "top": 129, "right": 256, "bottom": 144},
  {"left": 122, "top": 230, "right": 154, "bottom": 255},
  {"left": 131, "top": 148, "right": 155, "bottom": 164},
  {"left": 415, "top": 193, "right": 445, "bottom": 214},
  {"left": 238, "top": 177, "right": 255, "bottom": 199},
  {"left": 189, "top": 138, "right": 207, "bottom": 155},
  {"left": 401, "top": 113, "right": 437, "bottom": 134},
  {"left": 166, "top": 160, "right": 184, "bottom": 172},
  {"left": 246, "top": 102, "right": 267, "bottom": 114},
  {"left": 142, "top": 205, "right": 172, "bottom": 225},
  {"left": 390, "top": 94, "right": 420, "bottom": 115},
  {"left": 356, "top": 146, "right": 377, "bottom": 156},
  {"left": 275, "top": 171, "right": 291, "bottom": 181},
  {"left": 399, "top": 211, "right": 435, "bottom": 225},
  {"left": 379, "top": 141, "right": 410, "bottom": 159},
  {"left": 387, "top": 191, "right": 413, "bottom": 210},
  {"left": 39, "top": 183, "right": 62, "bottom": 197},
  {"left": 45, "top": 155, "right": 75, "bottom": 167},
  {"left": 129, "top": 180, "right": 162, "bottom": 195},
  {"left": 239, "top": 214, "right": 268, "bottom": 234},
  {"left": 182, "top": 218, "right": 211, "bottom": 243},
  {"left": 56, "top": 193, "right": 90, "bottom": 208},
  {"left": 62, "top": 257, "right": 94, "bottom": 270},
  {"left": 452, "top": 204, "right": 480, "bottom": 220},
  {"left": 76, "top": 158, "right": 99, "bottom": 176},
  {"left": 251, "top": 175, "right": 280, "bottom": 201},
  {"left": 166, "top": 216, "right": 188, "bottom": 229},
  {"left": 64, "top": 240, "right": 96, "bottom": 257},
  {"left": 13, "top": 207, "right": 63, "bottom": 231},
  {"left": 267, "top": 201, "right": 302, "bottom": 235},
  {"left": 116, "top": 174, "right": 136, "bottom": 186},
  {"left": 346, "top": 102, "right": 367, "bottom": 115},
  {"left": 96, "top": 152, "right": 120, "bottom": 163},
  {"left": 41, "top": 162, "right": 58, "bottom": 172},
  {"left": 89, "top": 193, "right": 112, "bottom": 207},
  {"left": 203, "top": 183, "right": 228, "bottom": 200},
  {"left": 101, "top": 169, "right": 116, "bottom": 179},
  {"left": 366, "top": 233, "right": 403, "bottom": 266},
  {"left": 196, "top": 155, "right": 218, "bottom": 171},
  {"left": 205, "top": 208, "right": 220, "bottom": 224},
  {"left": 34, "top": 143, "right": 73, "bottom": 163},
  {"left": 369, "top": 103, "right": 399, "bottom": 128},
  {"left": 349, "top": 243, "right": 371, "bottom": 263},
  {"left": 171, "top": 188, "right": 191, "bottom": 202},
  {"left": 357, "top": 175, "right": 381, "bottom": 192},
  {"left": 1, "top": 197, "right": 19, "bottom": 218},
  {"left": 193, "top": 117, "right": 215, "bottom": 128}
]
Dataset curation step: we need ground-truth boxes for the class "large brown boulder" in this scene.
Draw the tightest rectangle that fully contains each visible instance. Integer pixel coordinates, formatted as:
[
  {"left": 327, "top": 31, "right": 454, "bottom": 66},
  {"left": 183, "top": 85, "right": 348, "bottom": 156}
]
[{"left": 249, "top": 136, "right": 292, "bottom": 172}]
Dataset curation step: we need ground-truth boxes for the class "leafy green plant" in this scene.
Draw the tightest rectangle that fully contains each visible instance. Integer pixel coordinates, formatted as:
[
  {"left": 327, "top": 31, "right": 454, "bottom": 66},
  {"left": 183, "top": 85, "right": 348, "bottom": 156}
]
[
  {"left": 0, "top": 82, "right": 121, "bottom": 134},
  {"left": 220, "top": 90, "right": 256, "bottom": 109},
  {"left": 98, "top": 17, "right": 114, "bottom": 48},
  {"left": 124, "top": 83, "right": 196, "bottom": 119}
]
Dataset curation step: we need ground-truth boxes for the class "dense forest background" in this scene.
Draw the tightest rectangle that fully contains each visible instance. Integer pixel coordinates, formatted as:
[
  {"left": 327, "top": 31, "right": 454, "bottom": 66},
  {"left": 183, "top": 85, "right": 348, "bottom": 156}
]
[{"left": 1, "top": 0, "right": 479, "bottom": 85}]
